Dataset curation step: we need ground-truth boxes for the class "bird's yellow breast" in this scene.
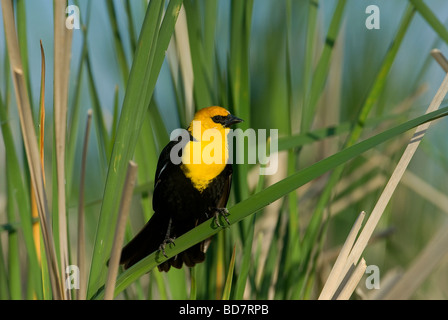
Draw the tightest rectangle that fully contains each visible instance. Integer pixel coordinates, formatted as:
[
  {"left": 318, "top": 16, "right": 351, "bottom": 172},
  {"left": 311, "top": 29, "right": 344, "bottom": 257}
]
[{"left": 180, "top": 127, "right": 229, "bottom": 192}]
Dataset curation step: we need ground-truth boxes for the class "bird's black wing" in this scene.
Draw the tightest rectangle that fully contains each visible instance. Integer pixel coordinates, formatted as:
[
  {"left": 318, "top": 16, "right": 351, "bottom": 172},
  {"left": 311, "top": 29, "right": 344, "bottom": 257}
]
[
  {"left": 119, "top": 135, "right": 188, "bottom": 269},
  {"left": 152, "top": 134, "right": 191, "bottom": 212},
  {"left": 217, "top": 164, "right": 233, "bottom": 209}
]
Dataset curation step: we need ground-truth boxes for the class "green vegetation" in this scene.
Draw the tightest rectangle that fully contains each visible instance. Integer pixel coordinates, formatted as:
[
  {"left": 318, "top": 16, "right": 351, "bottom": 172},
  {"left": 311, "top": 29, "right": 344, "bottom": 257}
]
[{"left": 1, "top": 0, "right": 448, "bottom": 300}]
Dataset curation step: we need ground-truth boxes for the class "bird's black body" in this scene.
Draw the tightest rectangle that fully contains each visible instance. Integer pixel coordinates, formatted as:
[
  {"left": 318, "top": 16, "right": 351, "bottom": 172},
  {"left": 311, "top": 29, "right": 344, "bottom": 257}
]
[{"left": 119, "top": 135, "right": 233, "bottom": 272}]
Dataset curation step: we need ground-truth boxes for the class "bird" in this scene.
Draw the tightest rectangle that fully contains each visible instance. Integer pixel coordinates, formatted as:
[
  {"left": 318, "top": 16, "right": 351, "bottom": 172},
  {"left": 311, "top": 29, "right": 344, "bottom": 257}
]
[{"left": 119, "top": 106, "right": 243, "bottom": 272}]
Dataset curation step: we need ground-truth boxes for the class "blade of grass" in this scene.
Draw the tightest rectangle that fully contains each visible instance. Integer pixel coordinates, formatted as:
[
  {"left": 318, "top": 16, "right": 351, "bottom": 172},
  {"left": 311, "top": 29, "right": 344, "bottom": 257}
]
[
  {"left": 302, "top": 0, "right": 346, "bottom": 131},
  {"left": 1, "top": 0, "right": 62, "bottom": 299},
  {"left": 189, "top": 267, "right": 197, "bottom": 300},
  {"left": 283, "top": 0, "right": 309, "bottom": 298},
  {"left": 0, "top": 227, "right": 8, "bottom": 299},
  {"left": 76, "top": 110, "right": 93, "bottom": 300},
  {"left": 86, "top": 0, "right": 183, "bottom": 298},
  {"left": 128, "top": 103, "right": 160, "bottom": 298},
  {"left": 87, "top": 0, "right": 165, "bottom": 296},
  {"left": 215, "top": 230, "right": 225, "bottom": 299},
  {"left": 54, "top": 0, "right": 74, "bottom": 299},
  {"left": 233, "top": 145, "right": 268, "bottom": 299},
  {"left": 0, "top": 92, "right": 42, "bottom": 299},
  {"left": 229, "top": 0, "right": 253, "bottom": 124},
  {"left": 91, "top": 104, "right": 448, "bottom": 299},
  {"left": 184, "top": 0, "right": 214, "bottom": 108},
  {"left": 221, "top": 245, "right": 237, "bottom": 300},
  {"left": 110, "top": 85, "right": 120, "bottom": 153},
  {"left": 409, "top": 0, "right": 448, "bottom": 44},
  {"left": 344, "top": 60, "right": 448, "bottom": 277},
  {"left": 229, "top": 0, "right": 253, "bottom": 257},
  {"left": 31, "top": 39, "right": 49, "bottom": 300},
  {"left": 16, "top": 0, "right": 33, "bottom": 118},
  {"left": 151, "top": 271, "right": 168, "bottom": 300},
  {"left": 125, "top": 0, "right": 137, "bottom": 54},
  {"left": 233, "top": 216, "right": 255, "bottom": 299},
  {"left": 203, "top": 0, "right": 218, "bottom": 85},
  {"left": 167, "top": 4, "right": 194, "bottom": 125},
  {"left": 149, "top": 98, "right": 170, "bottom": 152},
  {"left": 302, "top": 0, "right": 319, "bottom": 125},
  {"left": 278, "top": 110, "right": 404, "bottom": 152},
  {"left": 85, "top": 53, "right": 110, "bottom": 169},
  {"left": 134, "top": 107, "right": 159, "bottom": 217},
  {"left": 32, "top": 40, "right": 47, "bottom": 266},
  {"left": 3, "top": 54, "right": 10, "bottom": 111},
  {"left": 16, "top": 68, "right": 61, "bottom": 297},
  {"left": 297, "top": 4, "right": 415, "bottom": 296},
  {"left": 256, "top": 208, "right": 283, "bottom": 299},
  {"left": 285, "top": 0, "right": 298, "bottom": 254},
  {"left": 166, "top": 268, "right": 189, "bottom": 299},
  {"left": 66, "top": 0, "right": 92, "bottom": 198},
  {"left": 104, "top": 161, "right": 138, "bottom": 300},
  {"left": 105, "top": 0, "right": 130, "bottom": 86},
  {"left": 324, "top": 57, "right": 448, "bottom": 299},
  {"left": 6, "top": 159, "right": 22, "bottom": 299}
]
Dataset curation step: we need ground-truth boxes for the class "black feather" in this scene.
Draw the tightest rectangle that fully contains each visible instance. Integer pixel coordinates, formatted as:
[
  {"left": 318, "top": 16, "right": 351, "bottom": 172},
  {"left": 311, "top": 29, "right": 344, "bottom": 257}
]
[{"left": 119, "top": 133, "right": 233, "bottom": 272}]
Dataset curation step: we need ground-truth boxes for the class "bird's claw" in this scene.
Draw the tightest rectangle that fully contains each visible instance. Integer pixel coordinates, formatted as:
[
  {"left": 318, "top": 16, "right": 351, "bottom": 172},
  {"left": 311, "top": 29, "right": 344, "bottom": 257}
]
[
  {"left": 159, "top": 237, "right": 176, "bottom": 258},
  {"left": 213, "top": 208, "right": 230, "bottom": 228}
]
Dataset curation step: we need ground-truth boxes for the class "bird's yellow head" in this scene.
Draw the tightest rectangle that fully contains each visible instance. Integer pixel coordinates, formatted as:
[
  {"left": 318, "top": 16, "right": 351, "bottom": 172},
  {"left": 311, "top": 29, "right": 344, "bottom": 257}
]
[
  {"left": 188, "top": 106, "right": 243, "bottom": 140},
  {"left": 182, "top": 106, "right": 243, "bottom": 192}
]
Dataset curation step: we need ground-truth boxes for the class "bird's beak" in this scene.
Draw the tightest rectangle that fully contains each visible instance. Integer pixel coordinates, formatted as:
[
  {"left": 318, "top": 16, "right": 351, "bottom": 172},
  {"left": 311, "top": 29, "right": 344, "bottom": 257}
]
[{"left": 224, "top": 114, "right": 244, "bottom": 127}]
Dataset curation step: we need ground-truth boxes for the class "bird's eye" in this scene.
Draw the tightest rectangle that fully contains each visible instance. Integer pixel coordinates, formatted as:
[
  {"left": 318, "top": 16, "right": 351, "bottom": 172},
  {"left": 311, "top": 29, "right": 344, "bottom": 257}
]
[{"left": 212, "top": 115, "right": 226, "bottom": 124}]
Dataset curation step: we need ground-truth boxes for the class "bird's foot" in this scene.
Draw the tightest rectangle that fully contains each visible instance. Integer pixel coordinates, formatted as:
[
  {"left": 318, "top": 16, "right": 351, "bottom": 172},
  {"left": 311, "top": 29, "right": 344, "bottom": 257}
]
[
  {"left": 159, "top": 237, "right": 176, "bottom": 258},
  {"left": 212, "top": 207, "right": 230, "bottom": 228}
]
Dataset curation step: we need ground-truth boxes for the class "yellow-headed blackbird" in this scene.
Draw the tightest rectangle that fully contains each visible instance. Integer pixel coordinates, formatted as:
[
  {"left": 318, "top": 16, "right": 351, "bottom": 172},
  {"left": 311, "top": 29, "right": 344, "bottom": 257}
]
[{"left": 119, "top": 106, "right": 243, "bottom": 272}]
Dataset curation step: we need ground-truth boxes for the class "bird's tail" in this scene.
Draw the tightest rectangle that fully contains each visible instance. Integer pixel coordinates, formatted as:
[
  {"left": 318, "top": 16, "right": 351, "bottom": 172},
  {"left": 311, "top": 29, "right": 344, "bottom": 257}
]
[
  {"left": 157, "top": 241, "right": 206, "bottom": 272},
  {"left": 119, "top": 213, "right": 168, "bottom": 269},
  {"left": 119, "top": 213, "right": 208, "bottom": 272}
]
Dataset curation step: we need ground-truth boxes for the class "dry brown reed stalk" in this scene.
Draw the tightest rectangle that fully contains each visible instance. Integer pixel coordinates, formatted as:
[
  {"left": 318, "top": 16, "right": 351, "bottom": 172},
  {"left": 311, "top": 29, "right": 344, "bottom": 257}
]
[
  {"left": 325, "top": 83, "right": 427, "bottom": 219},
  {"left": 345, "top": 63, "right": 448, "bottom": 275},
  {"left": 53, "top": 0, "right": 73, "bottom": 299},
  {"left": 167, "top": 4, "right": 194, "bottom": 123},
  {"left": 374, "top": 49, "right": 448, "bottom": 300},
  {"left": 318, "top": 226, "right": 395, "bottom": 272},
  {"left": 431, "top": 49, "right": 448, "bottom": 72},
  {"left": 319, "top": 50, "right": 448, "bottom": 300},
  {"left": 104, "top": 161, "right": 139, "bottom": 300},
  {"left": 300, "top": 84, "right": 427, "bottom": 222},
  {"left": 76, "top": 110, "right": 93, "bottom": 300},
  {"left": 334, "top": 258, "right": 366, "bottom": 300},
  {"left": 1, "top": 0, "right": 63, "bottom": 299},
  {"left": 319, "top": 211, "right": 366, "bottom": 299}
]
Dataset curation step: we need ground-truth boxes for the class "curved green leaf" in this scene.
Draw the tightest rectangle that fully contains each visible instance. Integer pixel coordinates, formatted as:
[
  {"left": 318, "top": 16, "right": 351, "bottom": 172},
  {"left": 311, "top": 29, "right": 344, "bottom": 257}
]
[{"left": 92, "top": 105, "right": 448, "bottom": 299}]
